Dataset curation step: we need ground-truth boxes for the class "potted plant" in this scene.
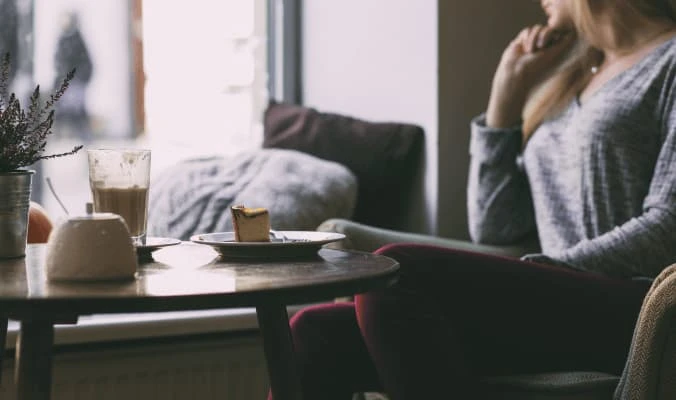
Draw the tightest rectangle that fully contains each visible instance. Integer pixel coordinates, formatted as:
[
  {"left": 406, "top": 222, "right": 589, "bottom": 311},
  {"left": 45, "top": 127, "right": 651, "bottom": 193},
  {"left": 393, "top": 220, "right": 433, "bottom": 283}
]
[{"left": 0, "top": 52, "right": 82, "bottom": 258}]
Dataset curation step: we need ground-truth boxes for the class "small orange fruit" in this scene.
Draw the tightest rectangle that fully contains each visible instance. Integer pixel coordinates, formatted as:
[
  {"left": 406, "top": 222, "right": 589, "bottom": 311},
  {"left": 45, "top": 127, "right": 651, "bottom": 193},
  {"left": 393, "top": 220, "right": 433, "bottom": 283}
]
[{"left": 28, "top": 201, "right": 53, "bottom": 243}]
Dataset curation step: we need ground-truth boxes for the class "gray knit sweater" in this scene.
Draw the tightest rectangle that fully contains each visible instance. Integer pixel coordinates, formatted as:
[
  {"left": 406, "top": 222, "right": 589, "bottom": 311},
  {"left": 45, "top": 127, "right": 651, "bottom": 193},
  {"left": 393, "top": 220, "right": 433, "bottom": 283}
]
[{"left": 468, "top": 37, "right": 676, "bottom": 278}]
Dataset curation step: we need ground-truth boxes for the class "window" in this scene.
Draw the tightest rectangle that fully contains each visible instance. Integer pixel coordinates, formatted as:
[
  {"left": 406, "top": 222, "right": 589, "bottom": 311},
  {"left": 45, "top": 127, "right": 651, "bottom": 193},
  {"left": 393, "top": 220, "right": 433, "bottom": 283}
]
[
  {"left": 0, "top": 0, "right": 287, "bottom": 218},
  {"left": 141, "top": 0, "right": 269, "bottom": 157}
]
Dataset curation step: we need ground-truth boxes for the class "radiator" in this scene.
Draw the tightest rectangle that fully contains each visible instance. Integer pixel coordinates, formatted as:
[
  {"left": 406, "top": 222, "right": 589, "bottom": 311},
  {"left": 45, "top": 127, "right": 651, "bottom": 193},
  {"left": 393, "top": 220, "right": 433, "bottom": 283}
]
[{"left": 0, "top": 333, "right": 270, "bottom": 399}]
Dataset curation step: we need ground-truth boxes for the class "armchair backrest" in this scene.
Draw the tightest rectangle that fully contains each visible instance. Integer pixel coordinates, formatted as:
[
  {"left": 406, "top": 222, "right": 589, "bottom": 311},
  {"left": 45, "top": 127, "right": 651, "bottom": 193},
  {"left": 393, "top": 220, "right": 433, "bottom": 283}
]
[{"left": 615, "top": 263, "right": 676, "bottom": 400}]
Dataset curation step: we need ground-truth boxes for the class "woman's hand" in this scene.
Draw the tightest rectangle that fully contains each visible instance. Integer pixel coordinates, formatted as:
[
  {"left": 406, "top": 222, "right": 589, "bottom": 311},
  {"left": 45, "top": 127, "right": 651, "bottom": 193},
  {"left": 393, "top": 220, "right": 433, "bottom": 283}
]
[{"left": 486, "top": 24, "right": 574, "bottom": 128}]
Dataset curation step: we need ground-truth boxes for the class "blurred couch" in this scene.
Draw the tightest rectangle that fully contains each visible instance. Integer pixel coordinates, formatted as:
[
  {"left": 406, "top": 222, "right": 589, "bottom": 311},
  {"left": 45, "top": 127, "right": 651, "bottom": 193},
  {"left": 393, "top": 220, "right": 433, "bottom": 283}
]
[{"left": 147, "top": 100, "right": 425, "bottom": 240}]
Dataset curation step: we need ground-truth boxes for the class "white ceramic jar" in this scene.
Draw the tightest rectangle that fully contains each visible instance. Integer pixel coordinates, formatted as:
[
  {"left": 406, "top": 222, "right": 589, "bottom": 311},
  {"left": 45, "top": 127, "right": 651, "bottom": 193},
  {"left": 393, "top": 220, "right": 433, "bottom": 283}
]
[{"left": 46, "top": 203, "right": 138, "bottom": 281}]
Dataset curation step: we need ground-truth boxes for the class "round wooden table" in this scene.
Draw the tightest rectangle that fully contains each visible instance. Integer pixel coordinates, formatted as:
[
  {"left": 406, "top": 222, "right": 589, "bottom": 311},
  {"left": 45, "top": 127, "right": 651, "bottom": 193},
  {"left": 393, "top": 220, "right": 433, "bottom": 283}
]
[{"left": 0, "top": 242, "right": 400, "bottom": 400}]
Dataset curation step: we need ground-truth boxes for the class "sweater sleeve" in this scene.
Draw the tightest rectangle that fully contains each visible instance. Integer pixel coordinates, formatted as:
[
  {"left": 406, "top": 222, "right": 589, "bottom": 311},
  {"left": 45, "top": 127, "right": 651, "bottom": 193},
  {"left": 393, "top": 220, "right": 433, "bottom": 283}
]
[
  {"left": 551, "top": 107, "right": 676, "bottom": 278},
  {"left": 467, "top": 114, "right": 537, "bottom": 245}
]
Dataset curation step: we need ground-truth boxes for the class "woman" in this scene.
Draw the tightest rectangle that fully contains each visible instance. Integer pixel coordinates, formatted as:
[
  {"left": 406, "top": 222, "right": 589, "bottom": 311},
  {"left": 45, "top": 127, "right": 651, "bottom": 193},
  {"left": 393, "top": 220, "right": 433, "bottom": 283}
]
[{"left": 271, "top": 1, "right": 676, "bottom": 399}]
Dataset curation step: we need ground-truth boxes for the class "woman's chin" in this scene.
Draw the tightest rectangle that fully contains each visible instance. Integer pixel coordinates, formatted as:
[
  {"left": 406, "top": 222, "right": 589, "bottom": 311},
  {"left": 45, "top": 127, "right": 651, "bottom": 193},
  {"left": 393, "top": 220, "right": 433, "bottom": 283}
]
[{"left": 547, "top": 17, "right": 574, "bottom": 32}]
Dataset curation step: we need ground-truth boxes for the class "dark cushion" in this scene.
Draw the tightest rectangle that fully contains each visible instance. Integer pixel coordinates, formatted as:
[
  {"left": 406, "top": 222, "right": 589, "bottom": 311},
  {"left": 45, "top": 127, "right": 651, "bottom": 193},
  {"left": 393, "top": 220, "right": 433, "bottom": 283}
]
[{"left": 263, "top": 100, "right": 424, "bottom": 230}]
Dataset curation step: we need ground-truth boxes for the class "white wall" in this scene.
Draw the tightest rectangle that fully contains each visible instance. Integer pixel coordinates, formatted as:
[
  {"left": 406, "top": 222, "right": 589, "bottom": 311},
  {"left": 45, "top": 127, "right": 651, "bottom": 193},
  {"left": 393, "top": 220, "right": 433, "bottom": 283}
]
[
  {"left": 303, "top": 1, "right": 543, "bottom": 238},
  {"left": 302, "top": 0, "right": 438, "bottom": 234}
]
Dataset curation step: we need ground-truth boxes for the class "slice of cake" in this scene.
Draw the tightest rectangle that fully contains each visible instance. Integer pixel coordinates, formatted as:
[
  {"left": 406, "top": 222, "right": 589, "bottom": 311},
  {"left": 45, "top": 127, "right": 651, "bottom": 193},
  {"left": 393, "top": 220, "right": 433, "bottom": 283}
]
[{"left": 231, "top": 205, "right": 271, "bottom": 242}]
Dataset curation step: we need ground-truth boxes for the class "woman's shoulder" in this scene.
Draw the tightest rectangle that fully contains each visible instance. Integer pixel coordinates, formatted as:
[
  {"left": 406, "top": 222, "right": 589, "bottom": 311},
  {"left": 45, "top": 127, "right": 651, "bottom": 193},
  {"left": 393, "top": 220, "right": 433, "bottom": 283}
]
[
  {"left": 647, "top": 35, "right": 676, "bottom": 72},
  {"left": 653, "top": 35, "right": 676, "bottom": 96},
  {"left": 629, "top": 35, "right": 676, "bottom": 99}
]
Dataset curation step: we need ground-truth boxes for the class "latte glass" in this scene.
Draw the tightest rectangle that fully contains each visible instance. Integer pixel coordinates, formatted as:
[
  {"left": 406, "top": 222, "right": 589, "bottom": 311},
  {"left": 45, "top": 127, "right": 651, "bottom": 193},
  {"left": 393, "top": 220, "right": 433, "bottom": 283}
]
[{"left": 87, "top": 149, "right": 151, "bottom": 246}]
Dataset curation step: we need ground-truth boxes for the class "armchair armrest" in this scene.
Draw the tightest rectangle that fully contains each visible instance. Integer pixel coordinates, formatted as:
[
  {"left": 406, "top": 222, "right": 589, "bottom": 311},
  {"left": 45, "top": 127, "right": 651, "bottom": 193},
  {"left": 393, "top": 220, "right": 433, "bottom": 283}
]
[
  {"left": 615, "top": 263, "right": 676, "bottom": 400},
  {"left": 317, "top": 218, "right": 540, "bottom": 258}
]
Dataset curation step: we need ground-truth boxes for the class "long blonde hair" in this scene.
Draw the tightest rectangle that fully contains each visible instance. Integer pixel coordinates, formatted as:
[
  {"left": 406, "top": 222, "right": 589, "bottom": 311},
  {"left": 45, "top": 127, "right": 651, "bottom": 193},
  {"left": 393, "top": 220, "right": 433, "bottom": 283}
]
[{"left": 522, "top": 0, "right": 676, "bottom": 142}]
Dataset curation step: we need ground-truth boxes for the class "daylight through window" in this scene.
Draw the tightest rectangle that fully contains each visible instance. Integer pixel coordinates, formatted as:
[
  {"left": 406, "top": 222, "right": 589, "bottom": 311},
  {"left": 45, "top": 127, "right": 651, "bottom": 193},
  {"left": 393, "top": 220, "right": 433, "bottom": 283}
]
[{"left": 1, "top": 0, "right": 269, "bottom": 218}]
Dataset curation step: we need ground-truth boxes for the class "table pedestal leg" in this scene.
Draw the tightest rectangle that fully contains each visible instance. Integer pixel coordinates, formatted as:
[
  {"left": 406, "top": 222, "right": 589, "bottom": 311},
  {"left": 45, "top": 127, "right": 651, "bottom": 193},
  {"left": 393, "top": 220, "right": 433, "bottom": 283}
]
[
  {"left": 15, "top": 321, "right": 54, "bottom": 400},
  {"left": 0, "top": 318, "right": 7, "bottom": 384},
  {"left": 256, "top": 303, "right": 303, "bottom": 400}
]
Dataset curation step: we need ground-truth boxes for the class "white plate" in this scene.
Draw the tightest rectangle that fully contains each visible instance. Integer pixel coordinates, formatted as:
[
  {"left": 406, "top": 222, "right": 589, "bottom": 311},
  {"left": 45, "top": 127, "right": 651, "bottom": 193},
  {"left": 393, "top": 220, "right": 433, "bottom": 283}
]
[
  {"left": 135, "top": 237, "right": 181, "bottom": 257},
  {"left": 190, "top": 231, "right": 346, "bottom": 260}
]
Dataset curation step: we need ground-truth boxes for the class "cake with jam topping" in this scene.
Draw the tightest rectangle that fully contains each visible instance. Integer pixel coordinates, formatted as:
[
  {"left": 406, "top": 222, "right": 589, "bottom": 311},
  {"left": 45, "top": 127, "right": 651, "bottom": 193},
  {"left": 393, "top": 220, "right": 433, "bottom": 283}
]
[{"left": 230, "top": 205, "right": 270, "bottom": 242}]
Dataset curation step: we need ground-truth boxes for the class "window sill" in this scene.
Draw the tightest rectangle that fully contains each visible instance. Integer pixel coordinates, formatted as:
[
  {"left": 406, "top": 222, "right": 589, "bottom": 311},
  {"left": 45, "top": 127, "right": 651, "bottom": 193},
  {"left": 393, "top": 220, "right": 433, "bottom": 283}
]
[{"left": 4, "top": 305, "right": 310, "bottom": 350}]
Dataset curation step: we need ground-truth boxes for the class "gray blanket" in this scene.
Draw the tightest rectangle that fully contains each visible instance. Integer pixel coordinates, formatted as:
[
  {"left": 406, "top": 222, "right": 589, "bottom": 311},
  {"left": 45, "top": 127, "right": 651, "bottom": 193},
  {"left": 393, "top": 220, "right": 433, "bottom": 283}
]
[{"left": 147, "top": 148, "right": 358, "bottom": 240}]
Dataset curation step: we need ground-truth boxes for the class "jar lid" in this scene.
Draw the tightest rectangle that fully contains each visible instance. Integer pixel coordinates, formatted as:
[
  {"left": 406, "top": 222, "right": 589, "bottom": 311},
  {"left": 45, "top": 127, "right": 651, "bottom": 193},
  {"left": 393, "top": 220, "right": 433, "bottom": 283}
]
[{"left": 66, "top": 202, "right": 122, "bottom": 221}]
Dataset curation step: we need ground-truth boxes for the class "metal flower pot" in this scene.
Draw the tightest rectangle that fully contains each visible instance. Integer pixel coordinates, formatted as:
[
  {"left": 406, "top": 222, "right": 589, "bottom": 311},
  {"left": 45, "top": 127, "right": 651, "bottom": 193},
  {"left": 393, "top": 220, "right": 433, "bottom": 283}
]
[{"left": 0, "top": 170, "right": 35, "bottom": 258}]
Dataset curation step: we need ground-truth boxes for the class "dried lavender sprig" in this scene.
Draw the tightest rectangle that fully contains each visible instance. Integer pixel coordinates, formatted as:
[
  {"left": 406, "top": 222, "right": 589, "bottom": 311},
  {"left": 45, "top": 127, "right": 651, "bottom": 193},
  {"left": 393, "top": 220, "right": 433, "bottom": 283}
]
[{"left": 0, "top": 53, "right": 81, "bottom": 172}]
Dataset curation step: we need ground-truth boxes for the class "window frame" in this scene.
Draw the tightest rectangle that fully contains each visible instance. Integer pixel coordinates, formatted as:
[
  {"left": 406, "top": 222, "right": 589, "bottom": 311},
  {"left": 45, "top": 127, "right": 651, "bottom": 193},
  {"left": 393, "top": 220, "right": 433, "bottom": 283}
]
[
  {"left": 267, "top": 0, "right": 302, "bottom": 104},
  {"left": 24, "top": 0, "right": 301, "bottom": 215}
]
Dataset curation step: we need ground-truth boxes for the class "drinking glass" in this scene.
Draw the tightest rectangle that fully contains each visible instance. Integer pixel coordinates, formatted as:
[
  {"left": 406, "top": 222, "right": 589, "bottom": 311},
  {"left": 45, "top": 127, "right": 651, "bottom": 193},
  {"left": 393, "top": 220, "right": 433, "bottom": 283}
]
[{"left": 87, "top": 149, "right": 151, "bottom": 246}]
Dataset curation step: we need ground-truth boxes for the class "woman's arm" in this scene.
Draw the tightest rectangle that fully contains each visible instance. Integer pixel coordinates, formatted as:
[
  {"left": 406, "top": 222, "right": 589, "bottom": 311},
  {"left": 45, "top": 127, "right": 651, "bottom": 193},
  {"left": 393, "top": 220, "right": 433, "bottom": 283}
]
[
  {"left": 467, "top": 25, "right": 573, "bottom": 244},
  {"left": 545, "top": 207, "right": 676, "bottom": 278},
  {"left": 467, "top": 115, "right": 536, "bottom": 244}
]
